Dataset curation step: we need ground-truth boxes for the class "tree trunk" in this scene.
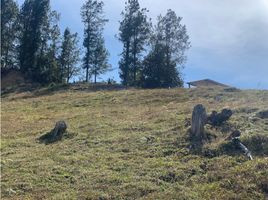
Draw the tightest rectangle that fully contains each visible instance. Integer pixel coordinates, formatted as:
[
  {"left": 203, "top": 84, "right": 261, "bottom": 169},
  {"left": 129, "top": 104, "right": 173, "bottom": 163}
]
[
  {"left": 133, "top": 31, "right": 137, "bottom": 84},
  {"left": 190, "top": 104, "right": 207, "bottom": 142},
  {"left": 67, "top": 64, "right": 70, "bottom": 83},
  {"left": 86, "top": 66, "right": 89, "bottom": 82},
  {"left": 125, "top": 41, "right": 130, "bottom": 86}
]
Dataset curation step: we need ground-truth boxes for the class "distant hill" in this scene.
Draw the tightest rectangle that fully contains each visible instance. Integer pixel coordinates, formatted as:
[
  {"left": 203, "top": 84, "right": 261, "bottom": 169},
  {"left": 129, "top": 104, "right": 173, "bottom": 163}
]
[{"left": 1, "top": 85, "right": 268, "bottom": 199}]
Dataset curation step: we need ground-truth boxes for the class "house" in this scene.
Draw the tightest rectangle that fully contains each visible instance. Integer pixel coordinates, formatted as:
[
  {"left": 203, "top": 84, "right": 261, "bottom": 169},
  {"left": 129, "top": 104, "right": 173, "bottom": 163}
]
[{"left": 187, "top": 79, "right": 230, "bottom": 88}]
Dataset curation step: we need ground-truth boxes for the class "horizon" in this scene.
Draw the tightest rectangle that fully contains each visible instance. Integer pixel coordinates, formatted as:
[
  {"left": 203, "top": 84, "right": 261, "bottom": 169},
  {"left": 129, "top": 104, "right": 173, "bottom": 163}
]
[{"left": 16, "top": 0, "right": 268, "bottom": 89}]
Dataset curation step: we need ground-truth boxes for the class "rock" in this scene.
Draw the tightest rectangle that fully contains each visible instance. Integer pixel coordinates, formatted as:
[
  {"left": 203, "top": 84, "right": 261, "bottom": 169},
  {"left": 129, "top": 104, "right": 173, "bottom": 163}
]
[
  {"left": 140, "top": 136, "right": 155, "bottom": 144},
  {"left": 256, "top": 110, "right": 268, "bottom": 119},
  {"left": 190, "top": 104, "right": 207, "bottom": 142},
  {"left": 207, "top": 108, "right": 233, "bottom": 126},
  {"left": 39, "top": 121, "right": 67, "bottom": 144}
]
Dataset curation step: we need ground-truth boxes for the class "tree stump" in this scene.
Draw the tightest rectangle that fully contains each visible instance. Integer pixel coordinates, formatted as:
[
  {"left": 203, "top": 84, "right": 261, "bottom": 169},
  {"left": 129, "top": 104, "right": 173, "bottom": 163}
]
[
  {"left": 207, "top": 108, "right": 232, "bottom": 126},
  {"left": 39, "top": 121, "right": 67, "bottom": 144},
  {"left": 190, "top": 104, "right": 207, "bottom": 143}
]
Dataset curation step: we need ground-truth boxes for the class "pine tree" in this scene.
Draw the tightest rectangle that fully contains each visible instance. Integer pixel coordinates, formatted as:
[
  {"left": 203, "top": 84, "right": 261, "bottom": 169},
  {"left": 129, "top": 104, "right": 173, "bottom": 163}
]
[
  {"left": 91, "top": 36, "right": 110, "bottom": 83},
  {"left": 43, "top": 11, "right": 61, "bottom": 83},
  {"left": 60, "top": 28, "right": 80, "bottom": 83},
  {"left": 18, "top": 0, "right": 62, "bottom": 84},
  {"left": 1, "top": 0, "right": 19, "bottom": 69},
  {"left": 142, "top": 43, "right": 180, "bottom": 88},
  {"left": 142, "top": 9, "right": 190, "bottom": 88},
  {"left": 81, "top": 0, "right": 109, "bottom": 83},
  {"left": 118, "top": 0, "right": 151, "bottom": 86},
  {"left": 18, "top": 0, "right": 50, "bottom": 81},
  {"left": 156, "top": 10, "right": 190, "bottom": 68}
]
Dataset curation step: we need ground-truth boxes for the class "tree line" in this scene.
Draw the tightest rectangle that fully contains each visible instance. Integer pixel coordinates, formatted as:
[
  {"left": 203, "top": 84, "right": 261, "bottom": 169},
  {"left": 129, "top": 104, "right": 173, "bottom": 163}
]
[{"left": 1, "top": 0, "right": 190, "bottom": 88}]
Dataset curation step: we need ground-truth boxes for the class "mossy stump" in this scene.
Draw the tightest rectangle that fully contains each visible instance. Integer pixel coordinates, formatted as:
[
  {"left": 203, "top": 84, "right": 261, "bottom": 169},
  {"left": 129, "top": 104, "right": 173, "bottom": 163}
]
[{"left": 39, "top": 121, "right": 67, "bottom": 144}]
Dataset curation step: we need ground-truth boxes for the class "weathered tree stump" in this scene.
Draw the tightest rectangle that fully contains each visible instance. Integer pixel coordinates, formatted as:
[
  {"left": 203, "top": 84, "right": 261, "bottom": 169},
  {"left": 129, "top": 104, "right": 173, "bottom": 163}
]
[
  {"left": 190, "top": 104, "right": 207, "bottom": 143},
  {"left": 39, "top": 121, "right": 67, "bottom": 144},
  {"left": 207, "top": 108, "right": 232, "bottom": 126}
]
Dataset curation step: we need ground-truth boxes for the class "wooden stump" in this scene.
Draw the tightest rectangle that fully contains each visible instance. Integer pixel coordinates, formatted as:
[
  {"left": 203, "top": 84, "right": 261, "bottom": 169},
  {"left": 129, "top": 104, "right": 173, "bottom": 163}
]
[
  {"left": 207, "top": 108, "right": 233, "bottom": 126},
  {"left": 190, "top": 104, "right": 207, "bottom": 143},
  {"left": 39, "top": 121, "right": 67, "bottom": 144}
]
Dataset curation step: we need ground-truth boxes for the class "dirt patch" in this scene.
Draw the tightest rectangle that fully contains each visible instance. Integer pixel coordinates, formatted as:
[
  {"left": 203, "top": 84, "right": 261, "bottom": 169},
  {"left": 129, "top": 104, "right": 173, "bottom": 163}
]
[{"left": 1, "top": 69, "right": 26, "bottom": 89}]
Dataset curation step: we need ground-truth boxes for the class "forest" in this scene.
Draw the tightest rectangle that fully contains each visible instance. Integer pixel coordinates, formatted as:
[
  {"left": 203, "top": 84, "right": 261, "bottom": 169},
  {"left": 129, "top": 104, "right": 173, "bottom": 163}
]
[{"left": 1, "top": 0, "right": 190, "bottom": 88}]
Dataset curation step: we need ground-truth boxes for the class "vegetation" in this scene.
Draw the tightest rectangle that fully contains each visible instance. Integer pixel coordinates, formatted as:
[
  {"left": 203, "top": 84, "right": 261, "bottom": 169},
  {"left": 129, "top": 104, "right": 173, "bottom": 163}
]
[
  {"left": 60, "top": 28, "right": 80, "bottom": 83},
  {"left": 118, "top": 0, "right": 151, "bottom": 86},
  {"left": 1, "top": 0, "right": 80, "bottom": 85},
  {"left": 1, "top": 0, "right": 190, "bottom": 87},
  {"left": 142, "top": 10, "right": 190, "bottom": 88},
  {"left": 18, "top": 0, "right": 59, "bottom": 83},
  {"left": 81, "top": 0, "right": 110, "bottom": 83},
  {"left": 1, "top": 86, "right": 268, "bottom": 199},
  {"left": 1, "top": 0, "right": 19, "bottom": 69}
]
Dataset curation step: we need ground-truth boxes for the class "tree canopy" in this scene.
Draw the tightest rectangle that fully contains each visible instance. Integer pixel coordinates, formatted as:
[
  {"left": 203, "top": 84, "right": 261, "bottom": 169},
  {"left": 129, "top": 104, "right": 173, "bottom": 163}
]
[
  {"left": 1, "top": 0, "right": 190, "bottom": 87},
  {"left": 81, "top": 0, "right": 110, "bottom": 83}
]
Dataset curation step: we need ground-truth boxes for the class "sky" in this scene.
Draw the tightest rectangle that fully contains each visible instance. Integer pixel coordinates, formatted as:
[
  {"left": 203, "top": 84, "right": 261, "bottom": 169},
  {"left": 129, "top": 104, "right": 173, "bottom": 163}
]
[{"left": 17, "top": 0, "right": 268, "bottom": 89}]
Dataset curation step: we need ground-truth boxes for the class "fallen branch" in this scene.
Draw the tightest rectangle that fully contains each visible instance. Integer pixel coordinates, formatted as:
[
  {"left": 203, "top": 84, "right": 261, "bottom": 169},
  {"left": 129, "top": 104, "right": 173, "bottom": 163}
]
[{"left": 232, "top": 137, "right": 253, "bottom": 160}]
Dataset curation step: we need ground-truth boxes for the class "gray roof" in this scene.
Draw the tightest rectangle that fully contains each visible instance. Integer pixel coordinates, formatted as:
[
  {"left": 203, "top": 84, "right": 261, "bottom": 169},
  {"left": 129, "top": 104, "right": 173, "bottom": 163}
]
[{"left": 187, "top": 79, "right": 230, "bottom": 87}]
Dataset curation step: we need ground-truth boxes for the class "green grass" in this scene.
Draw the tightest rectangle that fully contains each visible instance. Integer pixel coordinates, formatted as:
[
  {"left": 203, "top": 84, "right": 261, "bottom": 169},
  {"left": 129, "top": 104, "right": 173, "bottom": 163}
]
[{"left": 1, "top": 85, "right": 268, "bottom": 199}]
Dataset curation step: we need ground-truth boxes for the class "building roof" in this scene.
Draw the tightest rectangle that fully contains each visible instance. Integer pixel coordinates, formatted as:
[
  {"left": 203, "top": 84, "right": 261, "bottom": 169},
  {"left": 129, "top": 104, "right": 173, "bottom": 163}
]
[{"left": 187, "top": 79, "right": 230, "bottom": 88}]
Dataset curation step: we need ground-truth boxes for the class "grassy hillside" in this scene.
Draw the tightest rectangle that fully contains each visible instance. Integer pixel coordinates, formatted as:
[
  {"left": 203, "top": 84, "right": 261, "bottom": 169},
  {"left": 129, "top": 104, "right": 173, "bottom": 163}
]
[{"left": 1, "top": 85, "right": 268, "bottom": 199}]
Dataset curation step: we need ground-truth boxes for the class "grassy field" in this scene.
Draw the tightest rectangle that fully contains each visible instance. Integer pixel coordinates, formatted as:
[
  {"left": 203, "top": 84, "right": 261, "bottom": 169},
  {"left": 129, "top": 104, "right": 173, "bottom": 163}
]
[{"left": 1, "top": 84, "right": 268, "bottom": 199}]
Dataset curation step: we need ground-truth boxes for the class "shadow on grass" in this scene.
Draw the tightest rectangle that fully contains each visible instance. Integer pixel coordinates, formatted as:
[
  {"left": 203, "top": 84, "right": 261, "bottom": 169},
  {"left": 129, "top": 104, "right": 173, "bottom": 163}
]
[
  {"left": 1, "top": 83, "right": 69, "bottom": 99},
  {"left": 187, "top": 128, "right": 218, "bottom": 155},
  {"left": 2, "top": 83, "right": 128, "bottom": 100},
  {"left": 38, "top": 131, "right": 77, "bottom": 145}
]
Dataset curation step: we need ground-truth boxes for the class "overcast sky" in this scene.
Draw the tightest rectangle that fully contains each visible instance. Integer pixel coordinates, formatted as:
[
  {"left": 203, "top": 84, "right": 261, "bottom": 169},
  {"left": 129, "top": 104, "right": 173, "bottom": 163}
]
[{"left": 18, "top": 0, "right": 268, "bottom": 89}]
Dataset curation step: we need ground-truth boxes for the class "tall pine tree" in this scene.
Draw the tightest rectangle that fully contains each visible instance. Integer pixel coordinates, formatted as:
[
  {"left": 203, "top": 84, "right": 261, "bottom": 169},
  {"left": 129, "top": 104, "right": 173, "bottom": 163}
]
[
  {"left": 19, "top": 0, "right": 50, "bottom": 81},
  {"left": 81, "top": 0, "right": 110, "bottom": 83},
  {"left": 59, "top": 28, "right": 80, "bottom": 83},
  {"left": 44, "top": 11, "right": 61, "bottom": 83},
  {"left": 142, "top": 9, "right": 190, "bottom": 88},
  {"left": 1, "top": 0, "right": 19, "bottom": 70},
  {"left": 18, "top": 0, "right": 61, "bottom": 84},
  {"left": 91, "top": 36, "right": 110, "bottom": 83},
  {"left": 118, "top": 0, "right": 151, "bottom": 86}
]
